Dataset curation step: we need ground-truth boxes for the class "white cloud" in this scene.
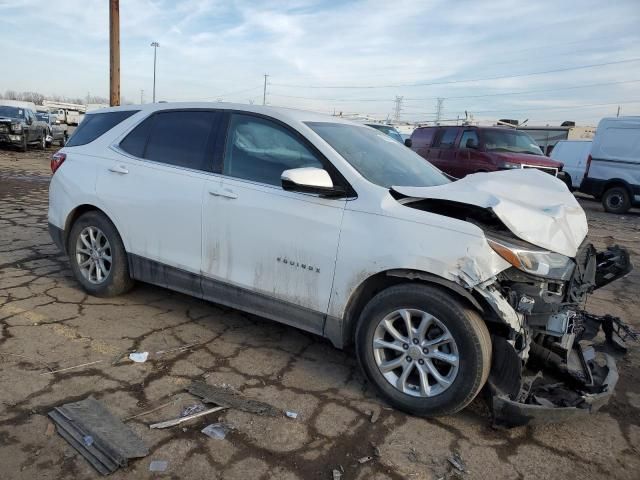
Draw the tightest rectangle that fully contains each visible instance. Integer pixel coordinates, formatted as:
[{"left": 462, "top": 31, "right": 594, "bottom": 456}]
[{"left": 0, "top": 0, "right": 638, "bottom": 123}]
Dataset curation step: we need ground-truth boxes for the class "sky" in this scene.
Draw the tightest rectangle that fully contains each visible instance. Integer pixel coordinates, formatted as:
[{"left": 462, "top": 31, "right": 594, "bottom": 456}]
[{"left": 1, "top": 0, "right": 639, "bottom": 125}]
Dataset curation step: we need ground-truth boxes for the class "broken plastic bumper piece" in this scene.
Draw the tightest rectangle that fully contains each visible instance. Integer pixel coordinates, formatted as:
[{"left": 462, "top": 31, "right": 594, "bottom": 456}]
[{"left": 490, "top": 311, "right": 636, "bottom": 428}]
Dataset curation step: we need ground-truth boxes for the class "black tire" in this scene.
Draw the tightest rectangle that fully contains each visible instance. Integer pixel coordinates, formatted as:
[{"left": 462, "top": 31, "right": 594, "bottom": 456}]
[
  {"left": 67, "top": 211, "right": 134, "bottom": 297},
  {"left": 37, "top": 131, "right": 46, "bottom": 150},
  {"left": 602, "top": 186, "right": 631, "bottom": 214},
  {"left": 356, "top": 284, "right": 492, "bottom": 417},
  {"left": 21, "top": 135, "right": 28, "bottom": 152},
  {"left": 60, "top": 132, "right": 68, "bottom": 146}
]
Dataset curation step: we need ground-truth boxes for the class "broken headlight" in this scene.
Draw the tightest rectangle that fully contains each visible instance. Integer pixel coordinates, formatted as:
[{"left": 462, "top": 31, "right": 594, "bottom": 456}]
[{"left": 486, "top": 235, "right": 575, "bottom": 280}]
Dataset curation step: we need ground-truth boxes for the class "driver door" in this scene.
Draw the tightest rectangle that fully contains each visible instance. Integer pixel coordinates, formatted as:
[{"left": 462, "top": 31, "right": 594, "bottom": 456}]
[{"left": 201, "top": 113, "right": 347, "bottom": 333}]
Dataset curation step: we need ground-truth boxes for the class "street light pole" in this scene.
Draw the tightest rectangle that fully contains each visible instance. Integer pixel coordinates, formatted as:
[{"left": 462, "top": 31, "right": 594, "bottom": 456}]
[{"left": 151, "top": 42, "right": 159, "bottom": 103}]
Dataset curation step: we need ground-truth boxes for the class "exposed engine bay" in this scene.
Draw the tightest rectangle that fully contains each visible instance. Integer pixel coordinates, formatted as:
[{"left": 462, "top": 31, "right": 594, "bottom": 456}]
[{"left": 392, "top": 175, "right": 636, "bottom": 427}]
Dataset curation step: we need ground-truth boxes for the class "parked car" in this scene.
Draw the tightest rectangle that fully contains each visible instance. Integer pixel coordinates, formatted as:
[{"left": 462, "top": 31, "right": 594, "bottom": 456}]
[
  {"left": 550, "top": 140, "right": 592, "bottom": 190},
  {"left": 406, "top": 126, "right": 567, "bottom": 182},
  {"left": 35, "top": 111, "right": 68, "bottom": 147},
  {"left": 580, "top": 117, "right": 640, "bottom": 214},
  {"left": 365, "top": 123, "right": 404, "bottom": 143},
  {"left": 48, "top": 103, "right": 630, "bottom": 425},
  {"left": 0, "top": 104, "right": 47, "bottom": 151}
]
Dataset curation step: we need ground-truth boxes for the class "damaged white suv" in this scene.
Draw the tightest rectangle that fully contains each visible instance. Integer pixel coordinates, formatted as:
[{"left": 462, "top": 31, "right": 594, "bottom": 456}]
[{"left": 48, "top": 104, "right": 632, "bottom": 426}]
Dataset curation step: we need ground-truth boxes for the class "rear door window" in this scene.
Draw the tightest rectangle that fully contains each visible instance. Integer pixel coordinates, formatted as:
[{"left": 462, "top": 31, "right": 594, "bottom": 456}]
[
  {"left": 459, "top": 130, "right": 479, "bottom": 149},
  {"left": 66, "top": 110, "right": 138, "bottom": 147},
  {"left": 433, "top": 128, "right": 458, "bottom": 149},
  {"left": 120, "top": 110, "right": 220, "bottom": 171},
  {"left": 412, "top": 128, "right": 435, "bottom": 148}
]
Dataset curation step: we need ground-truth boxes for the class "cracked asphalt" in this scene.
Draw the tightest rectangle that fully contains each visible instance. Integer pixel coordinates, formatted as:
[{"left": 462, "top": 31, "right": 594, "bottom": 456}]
[{"left": 1, "top": 147, "right": 639, "bottom": 480}]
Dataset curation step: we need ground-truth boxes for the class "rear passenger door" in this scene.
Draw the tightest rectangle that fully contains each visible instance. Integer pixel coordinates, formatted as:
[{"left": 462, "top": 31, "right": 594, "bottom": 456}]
[
  {"left": 431, "top": 127, "right": 459, "bottom": 175},
  {"left": 97, "top": 110, "right": 221, "bottom": 291},
  {"left": 201, "top": 112, "right": 347, "bottom": 334}
]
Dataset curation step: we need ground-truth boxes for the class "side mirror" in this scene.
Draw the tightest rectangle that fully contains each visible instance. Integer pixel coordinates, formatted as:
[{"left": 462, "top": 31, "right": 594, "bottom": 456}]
[
  {"left": 404, "top": 138, "right": 412, "bottom": 147},
  {"left": 281, "top": 167, "right": 346, "bottom": 197},
  {"left": 465, "top": 138, "right": 478, "bottom": 149}
]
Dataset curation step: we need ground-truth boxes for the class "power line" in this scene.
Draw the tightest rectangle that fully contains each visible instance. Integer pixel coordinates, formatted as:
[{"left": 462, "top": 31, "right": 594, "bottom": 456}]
[
  {"left": 270, "top": 57, "right": 640, "bottom": 89},
  {"left": 439, "top": 99, "right": 640, "bottom": 116}
]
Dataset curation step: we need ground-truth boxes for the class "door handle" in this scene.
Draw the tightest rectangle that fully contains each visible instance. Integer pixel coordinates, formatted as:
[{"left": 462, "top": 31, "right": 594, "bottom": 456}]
[
  {"left": 108, "top": 165, "right": 129, "bottom": 174},
  {"left": 209, "top": 187, "right": 238, "bottom": 199}
]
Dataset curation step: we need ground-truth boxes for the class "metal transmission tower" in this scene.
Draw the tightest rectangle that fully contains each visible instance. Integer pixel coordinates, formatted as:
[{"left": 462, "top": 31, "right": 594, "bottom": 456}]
[
  {"left": 435, "top": 97, "right": 444, "bottom": 124},
  {"left": 393, "top": 96, "right": 403, "bottom": 121}
]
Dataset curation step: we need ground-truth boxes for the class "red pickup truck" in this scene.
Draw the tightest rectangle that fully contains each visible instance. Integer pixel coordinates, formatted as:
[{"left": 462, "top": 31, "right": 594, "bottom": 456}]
[{"left": 406, "top": 125, "right": 566, "bottom": 181}]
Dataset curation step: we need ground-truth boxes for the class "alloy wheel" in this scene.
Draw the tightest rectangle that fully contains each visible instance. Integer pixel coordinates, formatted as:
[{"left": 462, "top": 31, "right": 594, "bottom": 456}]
[
  {"left": 372, "top": 308, "right": 459, "bottom": 397},
  {"left": 75, "top": 226, "right": 112, "bottom": 284}
]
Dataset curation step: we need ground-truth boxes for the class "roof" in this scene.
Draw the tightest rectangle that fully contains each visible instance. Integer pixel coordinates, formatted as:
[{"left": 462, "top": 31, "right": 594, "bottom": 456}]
[{"left": 88, "top": 102, "right": 357, "bottom": 126}]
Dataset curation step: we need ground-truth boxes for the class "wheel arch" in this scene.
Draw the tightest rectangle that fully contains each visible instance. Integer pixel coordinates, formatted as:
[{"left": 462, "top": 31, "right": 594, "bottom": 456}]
[
  {"left": 602, "top": 178, "right": 633, "bottom": 196},
  {"left": 63, "top": 204, "right": 127, "bottom": 252},
  {"left": 334, "top": 268, "right": 498, "bottom": 349}
]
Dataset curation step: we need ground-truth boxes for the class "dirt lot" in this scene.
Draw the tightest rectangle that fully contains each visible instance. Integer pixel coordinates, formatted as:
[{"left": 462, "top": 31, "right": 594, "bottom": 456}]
[{"left": 1, "top": 147, "right": 639, "bottom": 480}]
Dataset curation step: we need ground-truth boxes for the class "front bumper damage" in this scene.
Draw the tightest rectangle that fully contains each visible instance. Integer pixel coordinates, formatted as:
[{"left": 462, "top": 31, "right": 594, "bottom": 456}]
[{"left": 481, "top": 244, "right": 636, "bottom": 428}]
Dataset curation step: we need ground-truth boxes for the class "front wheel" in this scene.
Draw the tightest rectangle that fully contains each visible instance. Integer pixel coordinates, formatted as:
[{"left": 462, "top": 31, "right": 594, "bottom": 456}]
[
  {"left": 67, "top": 211, "right": 134, "bottom": 297},
  {"left": 602, "top": 186, "right": 631, "bottom": 214},
  {"left": 356, "top": 284, "right": 491, "bottom": 417},
  {"left": 38, "top": 131, "right": 46, "bottom": 150}
]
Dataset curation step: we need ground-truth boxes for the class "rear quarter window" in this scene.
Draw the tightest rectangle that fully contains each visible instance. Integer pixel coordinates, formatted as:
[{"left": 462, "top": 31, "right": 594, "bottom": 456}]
[
  {"left": 412, "top": 128, "right": 435, "bottom": 148},
  {"left": 66, "top": 110, "right": 138, "bottom": 147}
]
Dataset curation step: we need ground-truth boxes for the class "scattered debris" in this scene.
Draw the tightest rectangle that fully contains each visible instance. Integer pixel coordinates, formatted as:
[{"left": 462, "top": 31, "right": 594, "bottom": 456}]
[
  {"left": 285, "top": 410, "right": 298, "bottom": 419},
  {"left": 40, "top": 360, "right": 102, "bottom": 375},
  {"left": 358, "top": 455, "right": 374, "bottom": 464},
  {"left": 332, "top": 469, "right": 342, "bottom": 480},
  {"left": 156, "top": 342, "right": 202, "bottom": 356},
  {"left": 201, "top": 422, "right": 232, "bottom": 440},
  {"left": 150, "top": 406, "right": 227, "bottom": 429},
  {"left": 186, "top": 381, "right": 281, "bottom": 417},
  {"left": 44, "top": 422, "right": 55, "bottom": 437},
  {"left": 370, "top": 410, "right": 380, "bottom": 424},
  {"left": 149, "top": 460, "right": 168, "bottom": 472},
  {"left": 128, "top": 352, "right": 149, "bottom": 363},
  {"left": 48, "top": 396, "right": 149, "bottom": 475},
  {"left": 123, "top": 400, "right": 175, "bottom": 422},
  {"left": 180, "top": 404, "right": 205, "bottom": 417},
  {"left": 0, "top": 352, "right": 53, "bottom": 372},
  {"left": 448, "top": 452, "right": 467, "bottom": 473}
]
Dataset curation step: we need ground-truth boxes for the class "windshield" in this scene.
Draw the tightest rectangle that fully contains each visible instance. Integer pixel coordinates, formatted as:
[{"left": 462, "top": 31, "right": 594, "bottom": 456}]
[
  {"left": 307, "top": 122, "right": 449, "bottom": 188},
  {"left": 366, "top": 124, "right": 404, "bottom": 143},
  {"left": 0, "top": 106, "right": 23, "bottom": 118},
  {"left": 483, "top": 129, "right": 543, "bottom": 155},
  {"left": 36, "top": 113, "right": 49, "bottom": 122}
]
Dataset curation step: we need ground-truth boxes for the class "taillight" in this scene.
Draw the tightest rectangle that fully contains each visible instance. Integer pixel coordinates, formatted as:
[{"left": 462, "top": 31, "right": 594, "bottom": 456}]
[
  {"left": 51, "top": 151, "right": 66, "bottom": 174},
  {"left": 583, "top": 154, "right": 592, "bottom": 181}
]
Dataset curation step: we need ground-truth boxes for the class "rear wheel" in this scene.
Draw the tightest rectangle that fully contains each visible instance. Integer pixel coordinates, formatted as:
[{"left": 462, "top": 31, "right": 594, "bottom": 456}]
[
  {"left": 67, "top": 211, "right": 134, "bottom": 297},
  {"left": 21, "top": 135, "right": 28, "bottom": 152},
  {"left": 356, "top": 284, "right": 491, "bottom": 417},
  {"left": 602, "top": 186, "right": 631, "bottom": 214}
]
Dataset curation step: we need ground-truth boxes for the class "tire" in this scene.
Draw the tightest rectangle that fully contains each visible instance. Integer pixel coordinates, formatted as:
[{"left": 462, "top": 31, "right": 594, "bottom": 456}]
[
  {"left": 38, "top": 131, "right": 46, "bottom": 150},
  {"left": 602, "top": 186, "right": 631, "bottom": 214},
  {"left": 59, "top": 132, "right": 68, "bottom": 146},
  {"left": 21, "top": 135, "right": 28, "bottom": 152},
  {"left": 356, "top": 284, "right": 492, "bottom": 417},
  {"left": 67, "top": 211, "right": 134, "bottom": 297}
]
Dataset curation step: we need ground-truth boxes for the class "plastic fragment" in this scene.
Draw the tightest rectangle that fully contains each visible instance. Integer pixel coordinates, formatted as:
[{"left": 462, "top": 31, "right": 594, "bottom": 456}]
[
  {"left": 149, "top": 460, "right": 168, "bottom": 472},
  {"left": 201, "top": 423, "right": 231, "bottom": 440},
  {"left": 285, "top": 411, "right": 298, "bottom": 419},
  {"left": 358, "top": 455, "right": 374, "bottom": 464},
  {"left": 129, "top": 352, "right": 149, "bottom": 363},
  {"left": 332, "top": 469, "right": 342, "bottom": 480},
  {"left": 82, "top": 435, "right": 94, "bottom": 447},
  {"left": 448, "top": 452, "right": 467, "bottom": 473},
  {"left": 180, "top": 404, "right": 205, "bottom": 417},
  {"left": 370, "top": 410, "right": 380, "bottom": 423}
]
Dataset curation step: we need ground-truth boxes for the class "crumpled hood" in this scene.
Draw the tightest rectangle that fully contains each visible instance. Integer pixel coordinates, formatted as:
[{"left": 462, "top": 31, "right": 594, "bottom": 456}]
[{"left": 392, "top": 169, "right": 587, "bottom": 257}]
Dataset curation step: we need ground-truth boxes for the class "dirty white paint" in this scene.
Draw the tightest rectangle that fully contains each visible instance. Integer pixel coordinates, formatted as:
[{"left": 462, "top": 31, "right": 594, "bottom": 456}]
[{"left": 393, "top": 169, "right": 588, "bottom": 258}]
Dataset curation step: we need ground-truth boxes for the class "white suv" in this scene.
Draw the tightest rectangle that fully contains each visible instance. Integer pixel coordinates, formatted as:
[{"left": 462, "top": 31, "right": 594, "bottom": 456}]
[{"left": 48, "top": 103, "right": 631, "bottom": 425}]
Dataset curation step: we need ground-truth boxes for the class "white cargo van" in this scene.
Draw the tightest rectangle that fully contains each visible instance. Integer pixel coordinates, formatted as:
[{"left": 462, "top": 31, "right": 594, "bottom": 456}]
[
  {"left": 550, "top": 140, "right": 592, "bottom": 190},
  {"left": 581, "top": 117, "right": 640, "bottom": 213}
]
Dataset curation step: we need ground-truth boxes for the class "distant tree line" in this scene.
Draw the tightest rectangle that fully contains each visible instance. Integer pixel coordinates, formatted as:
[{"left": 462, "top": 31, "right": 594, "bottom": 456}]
[{"left": 1, "top": 90, "right": 110, "bottom": 105}]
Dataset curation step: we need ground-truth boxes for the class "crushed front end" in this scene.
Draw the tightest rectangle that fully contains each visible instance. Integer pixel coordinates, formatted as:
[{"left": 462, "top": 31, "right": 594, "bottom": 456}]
[{"left": 480, "top": 241, "right": 634, "bottom": 427}]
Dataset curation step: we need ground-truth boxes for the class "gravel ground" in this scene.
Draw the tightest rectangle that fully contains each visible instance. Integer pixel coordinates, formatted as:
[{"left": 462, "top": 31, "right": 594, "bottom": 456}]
[{"left": 1, "top": 147, "right": 639, "bottom": 480}]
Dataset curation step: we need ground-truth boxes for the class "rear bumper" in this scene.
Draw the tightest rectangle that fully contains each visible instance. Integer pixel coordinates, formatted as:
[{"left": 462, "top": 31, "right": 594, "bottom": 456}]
[{"left": 48, "top": 222, "right": 65, "bottom": 253}]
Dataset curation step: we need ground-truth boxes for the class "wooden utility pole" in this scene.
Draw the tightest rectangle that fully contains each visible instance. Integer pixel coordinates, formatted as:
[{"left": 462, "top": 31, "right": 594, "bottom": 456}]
[{"left": 109, "top": 0, "right": 120, "bottom": 106}]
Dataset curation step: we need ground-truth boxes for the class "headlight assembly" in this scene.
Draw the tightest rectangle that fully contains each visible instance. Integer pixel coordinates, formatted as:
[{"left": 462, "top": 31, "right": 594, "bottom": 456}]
[
  {"left": 486, "top": 234, "right": 575, "bottom": 280},
  {"left": 11, "top": 123, "right": 22, "bottom": 133}
]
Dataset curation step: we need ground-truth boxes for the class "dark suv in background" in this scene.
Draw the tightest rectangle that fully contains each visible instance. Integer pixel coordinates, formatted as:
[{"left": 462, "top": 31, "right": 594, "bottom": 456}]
[
  {"left": 406, "top": 125, "right": 566, "bottom": 181},
  {"left": 0, "top": 105, "right": 47, "bottom": 151}
]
